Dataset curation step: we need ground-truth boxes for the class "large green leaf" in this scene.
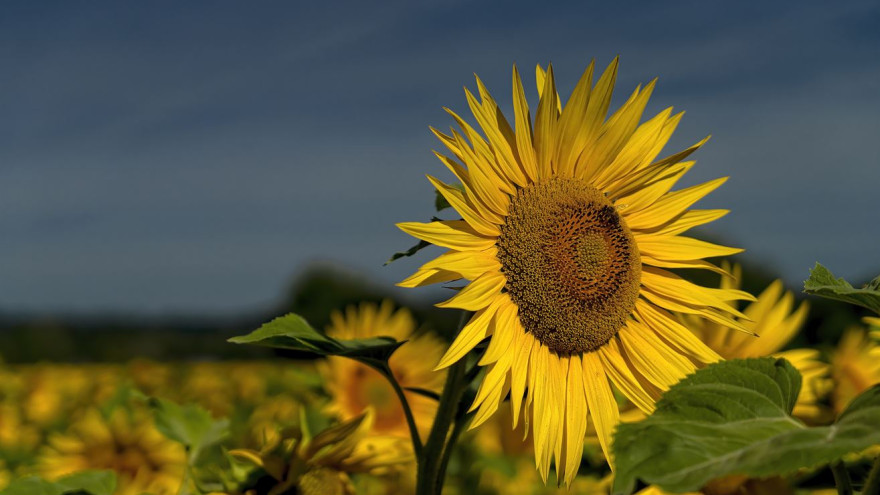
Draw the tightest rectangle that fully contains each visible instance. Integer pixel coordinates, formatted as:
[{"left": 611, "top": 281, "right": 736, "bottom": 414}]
[
  {"left": 228, "top": 313, "right": 339, "bottom": 353},
  {"left": 803, "top": 263, "right": 880, "bottom": 315},
  {"left": 1, "top": 471, "right": 116, "bottom": 495},
  {"left": 612, "top": 358, "right": 880, "bottom": 495},
  {"left": 54, "top": 471, "right": 117, "bottom": 495},
  {"left": 228, "top": 313, "right": 405, "bottom": 366},
  {"left": 150, "top": 397, "right": 229, "bottom": 462}
]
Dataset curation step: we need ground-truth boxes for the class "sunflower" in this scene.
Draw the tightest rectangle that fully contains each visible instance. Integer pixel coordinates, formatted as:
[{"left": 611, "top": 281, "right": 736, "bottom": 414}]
[
  {"left": 682, "top": 262, "right": 830, "bottom": 420},
  {"left": 830, "top": 322, "right": 880, "bottom": 414},
  {"left": 231, "top": 410, "right": 413, "bottom": 495},
  {"left": 38, "top": 408, "right": 186, "bottom": 495},
  {"left": 322, "top": 300, "right": 446, "bottom": 440},
  {"left": 397, "top": 59, "right": 754, "bottom": 484}
]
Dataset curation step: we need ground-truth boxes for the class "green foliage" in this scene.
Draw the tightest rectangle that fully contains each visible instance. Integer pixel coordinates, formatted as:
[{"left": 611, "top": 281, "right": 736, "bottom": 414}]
[
  {"left": 384, "top": 184, "right": 461, "bottom": 266},
  {"left": 385, "top": 240, "right": 431, "bottom": 265},
  {"left": 1, "top": 471, "right": 116, "bottom": 495},
  {"left": 229, "top": 313, "right": 404, "bottom": 367},
  {"left": 612, "top": 358, "right": 880, "bottom": 495},
  {"left": 804, "top": 263, "right": 880, "bottom": 315},
  {"left": 149, "top": 398, "right": 229, "bottom": 462}
]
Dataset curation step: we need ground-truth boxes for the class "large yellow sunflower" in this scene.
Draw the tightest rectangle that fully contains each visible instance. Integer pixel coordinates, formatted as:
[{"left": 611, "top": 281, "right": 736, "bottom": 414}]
[
  {"left": 682, "top": 262, "right": 830, "bottom": 420},
  {"left": 322, "top": 300, "right": 446, "bottom": 441},
  {"left": 397, "top": 59, "right": 754, "bottom": 484}
]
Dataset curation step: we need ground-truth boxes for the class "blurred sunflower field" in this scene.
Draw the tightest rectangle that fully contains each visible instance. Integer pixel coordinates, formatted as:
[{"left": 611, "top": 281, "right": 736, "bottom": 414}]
[{"left": 3, "top": 59, "right": 880, "bottom": 495}]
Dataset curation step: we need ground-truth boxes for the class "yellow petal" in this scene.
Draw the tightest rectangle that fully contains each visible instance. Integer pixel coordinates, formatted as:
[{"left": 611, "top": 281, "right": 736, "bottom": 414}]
[
  {"left": 397, "top": 220, "right": 494, "bottom": 251},
  {"left": 432, "top": 151, "right": 505, "bottom": 225},
  {"left": 618, "top": 321, "right": 692, "bottom": 390},
  {"left": 639, "top": 209, "right": 729, "bottom": 237},
  {"left": 554, "top": 61, "right": 595, "bottom": 178},
  {"left": 597, "top": 338, "right": 656, "bottom": 413},
  {"left": 626, "top": 177, "right": 727, "bottom": 230},
  {"left": 479, "top": 301, "right": 517, "bottom": 365},
  {"left": 512, "top": 65, "right": 538, "bottom": 182},
  {"left": 562, "top": 355, "right": 587, "bottom": 485},
  {"left": 510, "top": 329, "right": 535, "bottom": 428},
  {"left": 416, "top": 248, "right": 500, "bottom": 281},
  {"left": 634, "top": 299, "right": 720, "bottom": 364},
  {"left": 582, "top": 352, "right": 619, "bottom": 467},
  {"left": 436, "top": 271, "right": 507, "bottom": 311},
  {"left": 397, "top": 268, "right": 461, "bottom": 288},
  {"left": 434, "top": 296, "right": 504, "bottom": 369},
  {"left": 533, "top": 64, "right": 559, "bottom": 179},
  {"left": 636, "top": 235, "right": 743, "bottom": 261},
  {"left": 427, "top": 175, "right": 500, "bottom": 237}
]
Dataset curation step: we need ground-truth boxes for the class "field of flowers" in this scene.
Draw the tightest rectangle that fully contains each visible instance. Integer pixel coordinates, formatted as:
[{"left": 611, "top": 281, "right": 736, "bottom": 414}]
[{"left": 1, "top": 300, "right": 879, "bottom": 494}]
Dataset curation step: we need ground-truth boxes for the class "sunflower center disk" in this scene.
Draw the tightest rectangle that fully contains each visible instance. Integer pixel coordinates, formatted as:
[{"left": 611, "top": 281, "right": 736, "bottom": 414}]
[{"left": 497, "top": 178, "right": 641, "bottom": 355}]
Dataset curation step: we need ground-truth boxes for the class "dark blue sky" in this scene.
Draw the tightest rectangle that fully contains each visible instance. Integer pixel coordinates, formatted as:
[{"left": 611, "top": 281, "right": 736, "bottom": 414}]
[{"left": 2, "top": 1, "right": 878, "bottom": 314}]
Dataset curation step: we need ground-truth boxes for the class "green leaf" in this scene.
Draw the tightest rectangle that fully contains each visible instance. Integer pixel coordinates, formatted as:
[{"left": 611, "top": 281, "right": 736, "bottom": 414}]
[
  {"left": 0, "top": 471, "right": 116, "bottom": 495},
  {"left": 229, "top": 314, "right": 405, "bottom": 368},
  {"left": 612, "top": 358, "right": 880, "bottom": 495},
  {"left": 55, "top": 471, "right": 117, "bottom": 495},
  {"left": 0, "top": 478, "right": 63, "bottom": 495},
  {"left": 384, "top": 240, "right": 431, "bottom": 266},
  {"left": 803, "top": 263, "right": 880, "bottom": 315},
  {"left": 228, "top": 313, "right": 342, "bottom": 354},
  {"left": 150, "top": 397, "right": 229, "bottom": 462}
]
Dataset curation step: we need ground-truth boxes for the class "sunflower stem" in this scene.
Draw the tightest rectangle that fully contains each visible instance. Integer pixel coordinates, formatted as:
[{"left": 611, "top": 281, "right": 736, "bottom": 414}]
[
  {"left": 435, "top": 412, "right": 473, "bottom": 493},
  {"left": 379, "top": 364, "right": 424, "bottom": 457},
  {"left": 831, "top": 461, "right": 853, "bottom": 495},
  {"left": 416, "top": 312, "right": 471, "bottom": 495},
  {"left": 864, "top": 455, "right": 880, "bottom": 495}
]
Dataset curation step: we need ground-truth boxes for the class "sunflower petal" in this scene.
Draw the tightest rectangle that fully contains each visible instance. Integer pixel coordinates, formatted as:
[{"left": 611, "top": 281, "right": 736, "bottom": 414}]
[
  {"left": 397, "top": 220, "right": 494, "bottom": 251},
  {"left": 436, "top": 271, "right": 507, "bottom": 311},
  {"left": 427, "top": 175, "right": 501, "bottom": 236},
  {"left": 597, "top": 338, "right": 656, "bottom": 413},
  {"left": 434, "top": 296, "right": 504, "bottom": 369},
  {"left": 582, "top": 352, "right": 619, "bottom": 467}
]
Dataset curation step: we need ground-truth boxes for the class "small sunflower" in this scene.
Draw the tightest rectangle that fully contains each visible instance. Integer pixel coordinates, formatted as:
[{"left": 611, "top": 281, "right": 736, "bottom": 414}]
[
  {"left": 831, "top": 322, "right": 880, "bottom": 414},
  {"left": 231, "top": 410, "right": 413, "bottom": 495},
  {"left": 37, "top": 408, "right": 186, "bottom": 495},
  {"left": 682, "top": 262, "right": 830, "bottom": 420},
  {"left": 322, "top": 300, "right": 446, "bottom": 440},
  {"left": 397, "top": 59, "right": 753, "bottom": 484}
]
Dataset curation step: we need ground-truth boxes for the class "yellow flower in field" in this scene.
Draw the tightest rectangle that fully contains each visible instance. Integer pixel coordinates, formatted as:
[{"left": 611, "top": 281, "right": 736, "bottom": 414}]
[
  {"left": 38, "top": 408, "right": 186, "bottom": 495},
  {"left": 0, "top": 460, "right": 10, "bottom": 490},
  {"left": 231, "top": 410, "right": 413, "bottom": 495},
  {"left": 831, "top": 323, "right": 880, "bottom": 414},
  {"left": 397, "top": 59, "right": 751, "bottom": 484},
  {"left": 0, "top": 403, "right": 40, "bottom": 451},
  {"left": 323, "top": 301, "right": 446, "bottom": 440},
  {"left": 682, "top": 262, "right": 830, "bottom": 420}
]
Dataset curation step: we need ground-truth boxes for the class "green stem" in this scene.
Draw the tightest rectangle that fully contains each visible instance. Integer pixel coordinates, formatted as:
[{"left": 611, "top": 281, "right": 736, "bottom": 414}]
[
  {"left": 831, "top": 461, "right": 853, "bottom": 495},
  {"left": 381, "top": 365, "right": 424, "bottom": 457},
  {"left": 416, "top": 312, "right": 471, "bottom": 495},
  {"left": 435, "top": 412, "right": 472, "bottom": 492},
  {"left": 864, "top": 455, "right": 880, "bottom": 495}
]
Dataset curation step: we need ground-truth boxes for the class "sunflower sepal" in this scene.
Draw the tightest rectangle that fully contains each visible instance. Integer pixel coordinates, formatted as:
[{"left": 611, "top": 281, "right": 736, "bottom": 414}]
[{"left": 611, "top": 358, "right": 880, "bottom": 495}]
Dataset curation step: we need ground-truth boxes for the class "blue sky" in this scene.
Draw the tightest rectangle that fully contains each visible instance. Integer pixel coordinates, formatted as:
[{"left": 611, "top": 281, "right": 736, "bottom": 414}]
[{"left": 1, "top": 0, "right": 878, "bottom": 314}]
